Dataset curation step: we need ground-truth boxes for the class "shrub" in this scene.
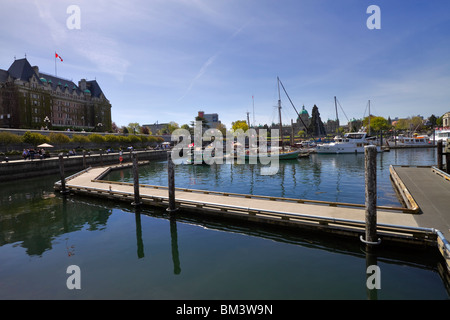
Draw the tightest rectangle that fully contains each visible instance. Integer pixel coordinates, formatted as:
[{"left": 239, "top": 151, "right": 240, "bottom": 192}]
[
  {"left": 0, "top": 132, "right": 21, "bottom": 144},
  {"left": 22, "top": 131, "right": 49, "bottom": 146},
  {"left": 88, "top": 133, "right": 106, "bottom": 143},
  {"left": 0, "top": 132, "right": 21, "bottom": 151},
  {"left": 71, "top": 134, "right": 90, "bottom": 144},
  {"left": 127, "top": 135, "right": 141, "bottom": 144},
  {"left": 105, "top": 135, "right": 120, "bottom": 144},
  {"left": 119, "top": 135, "right": 130, "bottom": 144},
  {"left": 49, "top": 132, "right": 71, "bottom": 144}
]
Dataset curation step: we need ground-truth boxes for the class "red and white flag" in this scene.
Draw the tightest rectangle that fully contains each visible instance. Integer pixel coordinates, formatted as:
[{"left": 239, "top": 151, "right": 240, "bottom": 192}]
[{"left": 55, "top": 53, "right": 63, "bottom": 62}]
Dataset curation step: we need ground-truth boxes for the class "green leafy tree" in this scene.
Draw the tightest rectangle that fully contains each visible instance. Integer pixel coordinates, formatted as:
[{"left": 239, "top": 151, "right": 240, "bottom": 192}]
[
  {"left": 181, "top": 123, "right": 193, "bottom": 135},
  {"left": 363, "top": 116, "right": 390, "bottom": 132},
  {"left": 307, "top": 105, "right": 326, "bottom": 136},
  {"left": 231, "top": 120, "right": 249, "bottom": 132},
  {"left": 394, "top": 118, "right": 409, "bottom": 131},
  {"left": 428, "top": 114, "right": 437, "bottom": 127},
  {"left": 162, "top": 121, "right": 179, "bottom": 134},
  {"left": 126, "top": 123, "right": 141, "bottom": 135},
  {"left": 216, "top": 123, "right": 227, "bottom": 136},
  {"left": 194, "top": 115, "right": 209, "bottom": 129},
  {"left": 410, "top": 116, "right": 424, "bottom": 131}
]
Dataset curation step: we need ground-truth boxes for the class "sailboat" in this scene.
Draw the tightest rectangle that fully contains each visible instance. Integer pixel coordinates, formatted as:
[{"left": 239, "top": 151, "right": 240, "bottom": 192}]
[{"left": 246, "top": 77, "right": 302, "bottom": 160}]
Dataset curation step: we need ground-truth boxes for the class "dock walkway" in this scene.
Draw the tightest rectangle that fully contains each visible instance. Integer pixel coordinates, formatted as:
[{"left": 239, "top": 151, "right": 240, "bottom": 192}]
[{"left": 390, "top": 165, "right": 450, "bottom": 241}]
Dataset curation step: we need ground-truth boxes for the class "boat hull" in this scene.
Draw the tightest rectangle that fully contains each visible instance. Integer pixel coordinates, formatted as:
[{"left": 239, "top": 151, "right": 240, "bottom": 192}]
[
  {"left": 244, "top": 150, "right": 302, "bottom": 160},
  {"left": 316, "top": 144, "right": 381, "bottom": 154}
]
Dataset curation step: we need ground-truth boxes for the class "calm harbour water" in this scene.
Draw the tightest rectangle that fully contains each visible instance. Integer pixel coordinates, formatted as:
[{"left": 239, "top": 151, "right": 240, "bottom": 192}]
[{"left": 0, "top": 148, "right": 448, "bottom": 300}]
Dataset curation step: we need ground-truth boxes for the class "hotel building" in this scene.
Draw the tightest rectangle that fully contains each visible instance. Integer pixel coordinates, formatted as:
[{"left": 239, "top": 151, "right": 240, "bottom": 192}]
[{"left": 0, "top": 58, "right": 111, "bottom": 131}]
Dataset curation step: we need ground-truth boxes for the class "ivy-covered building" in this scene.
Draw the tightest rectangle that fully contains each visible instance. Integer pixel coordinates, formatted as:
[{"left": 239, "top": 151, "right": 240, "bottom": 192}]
[{"left": 0, "top": 58, "right": 111, "bottom": 131}]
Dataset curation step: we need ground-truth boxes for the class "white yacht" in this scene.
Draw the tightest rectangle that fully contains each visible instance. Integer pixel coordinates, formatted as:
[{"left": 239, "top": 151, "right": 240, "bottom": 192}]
[
  {"left": 316, "top": 132, "right": 381, "bottom": 154},
  {"left": 389, "top": 134, "right": 431, "bottom": 146},
  {"left": 434, "top": 129, "right": 450, "bottom": 145}
]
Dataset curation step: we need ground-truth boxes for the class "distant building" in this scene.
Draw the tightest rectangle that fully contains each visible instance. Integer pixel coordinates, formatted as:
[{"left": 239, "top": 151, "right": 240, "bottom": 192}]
[
  {"left": 324, "top": 119, "right": 340, "bottom": 134},
  {"left": 442, "top": 111, "right": 450, "bottom": 127},
  {"left": 142, "top": 122, "right": 169, "bottom": 134},
  {"left": 291, "top": 105, "right": 310, "bottom": 134},
  {"left": 348, "top": 118, "right": 363, "bottom": 132},
  {"left": 0, "top": 58, "right": 111, "bottom": 130},
  {"left": 197, "top": 111, "right": 221, "bottom": 129}
]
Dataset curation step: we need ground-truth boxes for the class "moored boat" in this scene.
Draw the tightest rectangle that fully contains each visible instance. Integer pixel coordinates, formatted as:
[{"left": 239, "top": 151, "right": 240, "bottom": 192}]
[
  {"left": 389, "top": 134, "right": 431, "bottom": 147},
  {"left": 316, "top": 132, "right": 381, "bottom": 154},
  {"left": 434, "top": 128, "right": 450, "bottom": 145}
]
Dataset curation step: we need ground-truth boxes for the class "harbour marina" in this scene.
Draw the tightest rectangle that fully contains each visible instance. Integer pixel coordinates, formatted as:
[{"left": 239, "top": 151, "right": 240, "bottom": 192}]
[
  {"left": 54, "top": 148, "right": 450, "bottom": 275},
  {"left": 1, "top": 147, "right": 449, "bottom": 299}
]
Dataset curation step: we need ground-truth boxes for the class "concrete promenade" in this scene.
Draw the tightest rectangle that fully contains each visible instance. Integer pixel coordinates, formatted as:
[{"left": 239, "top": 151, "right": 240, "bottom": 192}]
[{"left": 0, "top": 149, "right": 167, "bottom": 182}]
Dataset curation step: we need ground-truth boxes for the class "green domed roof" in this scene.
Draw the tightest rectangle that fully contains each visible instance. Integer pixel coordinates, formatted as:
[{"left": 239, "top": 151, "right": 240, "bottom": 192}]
[
  {"left": 40, "top": 77, "right": 47, "bottom": 83},
  {"left": 300, "top": 105, "right": 308, "bottom": 114}
]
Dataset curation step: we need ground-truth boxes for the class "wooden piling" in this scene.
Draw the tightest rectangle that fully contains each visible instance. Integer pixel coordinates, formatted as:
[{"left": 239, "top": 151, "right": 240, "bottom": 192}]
[
  {"left": 167, "top": 151, "right": 177, "bottom": 212},
  {"left": 362, "top": 145, "right": 379, "bottom": 246},
  {"left": 131, "top": 152, "right": 141, "bottom": 206},
  {"left": 58, "top": 154, "right": 69, "bottom": 194},
  {"left": 446, "top": 153, "right": 450, "bottom": 174},
  {"left": 437, "top": 140, "right": 443, "bottom": 170},
  {"left": 82, "top": 150, "right": 86, "bottom": 169}
]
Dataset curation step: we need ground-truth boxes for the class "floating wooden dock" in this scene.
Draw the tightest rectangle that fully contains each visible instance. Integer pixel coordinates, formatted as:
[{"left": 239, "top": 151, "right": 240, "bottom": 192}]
[
  {"left": 390, "top": 165, "right": 450, "bottom": 274},
  {"left": 54, "top": 162, "right": 450, "bottom": 274}
]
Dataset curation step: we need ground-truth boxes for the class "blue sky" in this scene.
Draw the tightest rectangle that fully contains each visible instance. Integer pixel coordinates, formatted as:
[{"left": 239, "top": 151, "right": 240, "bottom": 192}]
[{"left": 1, "top": 0, "right": 450, "bottom": 129}]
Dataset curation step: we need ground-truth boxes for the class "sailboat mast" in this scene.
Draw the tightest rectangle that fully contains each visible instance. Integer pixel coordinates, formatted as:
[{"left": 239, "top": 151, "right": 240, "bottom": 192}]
[
  {"left": 277, "top": 77, "right": 284, "bottom": 150},
  {"left": 334, "top": 96, "right": 339, "bottom": 134},
  {"left": 368, "top": 100, "right": 371, "bottom": 135},
  {"left": 252, "top": 94, "right": 255, "bottom": 127}
]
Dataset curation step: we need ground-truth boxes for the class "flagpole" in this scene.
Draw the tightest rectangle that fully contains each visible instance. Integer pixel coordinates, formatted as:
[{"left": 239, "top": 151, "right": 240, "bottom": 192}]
[{"left": 55, "top": 52, "right": 57, "bottom": 76}]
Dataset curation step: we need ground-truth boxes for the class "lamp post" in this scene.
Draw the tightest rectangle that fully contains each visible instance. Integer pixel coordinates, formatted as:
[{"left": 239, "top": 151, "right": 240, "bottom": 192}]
[{"left": 44, "top": 116, "right": 50, "bottom": 130}]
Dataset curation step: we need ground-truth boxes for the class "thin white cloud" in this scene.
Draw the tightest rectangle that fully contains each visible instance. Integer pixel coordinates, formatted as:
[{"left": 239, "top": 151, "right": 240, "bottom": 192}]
[{"left": 178, "top": 20, "right": 252, "bottom": 101}]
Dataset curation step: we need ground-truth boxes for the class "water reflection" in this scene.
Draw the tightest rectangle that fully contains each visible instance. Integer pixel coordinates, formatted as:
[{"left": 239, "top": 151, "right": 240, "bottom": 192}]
[
  {"left": 134, "top": 208, "right": 144, "bottom": 259},
  {"left": 0, "top": 176, "right": 112, "bottom": 256},
  {"left": 170, "top": 217, "right": 181, "bottom": 275}
]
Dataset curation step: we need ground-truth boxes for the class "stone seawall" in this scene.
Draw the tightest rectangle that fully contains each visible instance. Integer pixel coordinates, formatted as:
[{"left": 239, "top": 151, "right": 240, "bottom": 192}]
[{"left": 0, "top": 150, "right": 168, "bottom": 182}]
